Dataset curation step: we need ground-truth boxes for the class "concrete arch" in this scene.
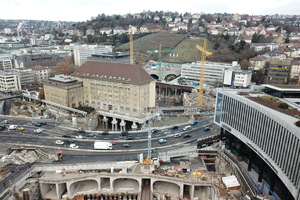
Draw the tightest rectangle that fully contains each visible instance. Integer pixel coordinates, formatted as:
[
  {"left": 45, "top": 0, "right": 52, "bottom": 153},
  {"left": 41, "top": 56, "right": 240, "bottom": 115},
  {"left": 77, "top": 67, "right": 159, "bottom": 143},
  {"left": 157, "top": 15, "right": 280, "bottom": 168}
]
[
  {"left": 150, "top": 74, "right": 159, "bottom": 80},
  {"left": 152, "top": 180, "right": 181, "bottom": 197},
  {"left": 69, "top": 179, "right": 98, "bottom": 197},
  {"left": 112, "top": 178, "right": 140, "bottom": 193}
]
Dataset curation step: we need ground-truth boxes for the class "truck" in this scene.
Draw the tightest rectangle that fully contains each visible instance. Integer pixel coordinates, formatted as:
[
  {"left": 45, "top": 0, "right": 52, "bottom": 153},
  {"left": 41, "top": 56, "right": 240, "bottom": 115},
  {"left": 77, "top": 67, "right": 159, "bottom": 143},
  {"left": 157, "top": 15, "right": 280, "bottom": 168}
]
[{"left": 94, "top": 141, "right": 113, "bottom": 150}]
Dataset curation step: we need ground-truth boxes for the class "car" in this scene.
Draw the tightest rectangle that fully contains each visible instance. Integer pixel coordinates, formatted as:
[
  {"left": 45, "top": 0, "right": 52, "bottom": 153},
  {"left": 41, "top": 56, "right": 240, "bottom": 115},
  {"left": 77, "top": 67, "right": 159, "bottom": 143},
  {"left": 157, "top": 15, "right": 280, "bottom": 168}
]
[
  {"left": 78, "top": 129, "right": 85, "bottom": 134},
  {"left": 8, "top": 125, "right": 18, "bottom": 130},
  {"left": 204, "top": 127, "right": 211, "bottom": 131},
  {"left": 34, "top": 128, "right": 43, "bottom": 133},
  {"left": 75, "top": 135, "right": 83, "bottom": 139},
  {"left": 183, "top": 133, "right": 191, "bottom": 138},
  {"left": 108, "top": 141, "right": 117, "bottom": 145},
  {"left": 151, "top": 129, "right": 158, "bottom": 133},
  {"left": 55, "top": 140, "right": 64, "bottom": 145},
  {"left": 2, "top": 120, "right": 8, "bottom": 124},
  {"left": 170, "top": 125, "right": 178, "bottom": 130},
  {"left": 126, "top": 136, "right": 135, "bottom": 140},
  {"left": 63, "top": 134, "right": 71, "bottom": 138},
  {"left": 87, "top": 133, "right": 95, "bottom": 137},
  {"left": 122, "top": 144, "right": 132, "bottom": 148},
  {"left": 158, "top": 139, "right": 167, "bottom": 144},
  {"left": 173, "top": 133, "right": 182, "bottom": 138},
  {"left": 183, "top": 126, "right": 192, "bottom": 131},
  {"left": 17, "top": 127, "right": 25, "bottom": 131},
  {"left": 102, "top": 131, "right": 109, "bottom": 135},
  {"left": 120, "top": 131, "right": 128, "bottom": 136},
  {"left": 0, "top": 125, "right": 5, "bottom": 131},
  {"left": 69, "top": 143, "right": 79, "bottom": 149},
  {"left": 34, "top": 122, "right": 42, "bottom": 127},
  {"left": 41, "top": 122, "right": 47, "bottom": 125},
  {"left": 63, "top": 139, "right": 74, "bottom": 144},
  {"left": 190, "top": 121, "right": 198, "bottom": 125}
]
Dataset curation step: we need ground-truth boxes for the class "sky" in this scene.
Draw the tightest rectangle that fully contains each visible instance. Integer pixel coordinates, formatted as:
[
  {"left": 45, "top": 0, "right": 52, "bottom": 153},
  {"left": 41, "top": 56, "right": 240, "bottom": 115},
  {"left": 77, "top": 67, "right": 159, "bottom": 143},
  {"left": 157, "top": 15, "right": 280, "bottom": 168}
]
[{"left": 1, "top": 0, "right": 299, "bottom": 22}]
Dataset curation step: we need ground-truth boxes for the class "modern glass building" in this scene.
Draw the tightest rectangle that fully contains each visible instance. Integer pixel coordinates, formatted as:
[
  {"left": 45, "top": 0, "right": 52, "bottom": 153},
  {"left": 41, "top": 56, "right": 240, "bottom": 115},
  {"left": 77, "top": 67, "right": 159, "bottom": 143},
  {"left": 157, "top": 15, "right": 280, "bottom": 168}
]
[{"left": 214, "top": 88, "right": 300, "bottom": 200}]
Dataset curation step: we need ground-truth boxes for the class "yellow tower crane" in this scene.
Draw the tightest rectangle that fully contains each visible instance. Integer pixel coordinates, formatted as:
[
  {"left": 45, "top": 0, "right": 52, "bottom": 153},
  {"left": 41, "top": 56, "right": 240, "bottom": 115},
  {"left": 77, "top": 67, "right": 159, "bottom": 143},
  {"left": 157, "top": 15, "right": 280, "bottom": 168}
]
[{"left": 195, "top": 39, "right": 212, "bottom": 106}]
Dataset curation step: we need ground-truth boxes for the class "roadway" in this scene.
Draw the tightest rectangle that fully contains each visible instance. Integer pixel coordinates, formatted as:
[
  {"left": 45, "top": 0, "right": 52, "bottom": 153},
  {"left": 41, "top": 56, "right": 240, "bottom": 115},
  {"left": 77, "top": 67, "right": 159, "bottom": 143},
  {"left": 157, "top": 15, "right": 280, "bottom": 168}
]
[{"left": 0, "top": 116, "right": 219, "bottom": 154}]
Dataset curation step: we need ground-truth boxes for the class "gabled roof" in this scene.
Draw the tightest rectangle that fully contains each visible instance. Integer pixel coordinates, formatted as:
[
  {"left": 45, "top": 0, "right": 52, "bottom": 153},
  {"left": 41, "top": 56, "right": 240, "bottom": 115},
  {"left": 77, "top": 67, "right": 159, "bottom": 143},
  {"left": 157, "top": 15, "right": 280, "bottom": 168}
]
[{"left": 71, "top": 61, "right": 155, "bottom": 85}]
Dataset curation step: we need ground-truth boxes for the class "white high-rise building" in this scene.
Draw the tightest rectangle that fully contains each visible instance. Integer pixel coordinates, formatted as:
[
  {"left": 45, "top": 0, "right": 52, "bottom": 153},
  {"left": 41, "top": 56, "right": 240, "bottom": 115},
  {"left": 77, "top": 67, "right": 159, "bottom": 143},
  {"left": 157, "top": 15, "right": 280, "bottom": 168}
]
[
  {"left": 0, "top": 71, "right": 22, "bottom": 91},
  {"left": 181, "top": 61, "right": 239, "bottom": 86},
  {"left": 73, "top": 45, "right": 113, "bottom": 66},
  {"left": 223, "top": 69, "right": 252, "bottom": 88}
]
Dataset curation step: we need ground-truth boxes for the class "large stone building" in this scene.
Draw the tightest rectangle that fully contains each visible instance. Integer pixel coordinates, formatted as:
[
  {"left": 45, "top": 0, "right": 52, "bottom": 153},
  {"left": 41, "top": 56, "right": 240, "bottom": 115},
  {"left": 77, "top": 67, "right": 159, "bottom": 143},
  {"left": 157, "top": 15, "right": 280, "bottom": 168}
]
[
  {"left": 43, "top": 75, "right": 83, "bottom": 107},
  {"left": 71, "top": 61, "right": 156, "bottom": 131}
]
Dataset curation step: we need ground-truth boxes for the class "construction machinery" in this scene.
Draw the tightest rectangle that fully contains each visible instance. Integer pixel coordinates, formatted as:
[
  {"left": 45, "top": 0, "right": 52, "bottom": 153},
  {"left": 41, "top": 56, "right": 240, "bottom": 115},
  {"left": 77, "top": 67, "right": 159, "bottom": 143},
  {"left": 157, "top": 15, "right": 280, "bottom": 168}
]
[
  {"left": 147, "top": 45, "right": 193, "bottom": 80},
  {"left": 195, "top": 39, "right": 212, "bottom": 106}
]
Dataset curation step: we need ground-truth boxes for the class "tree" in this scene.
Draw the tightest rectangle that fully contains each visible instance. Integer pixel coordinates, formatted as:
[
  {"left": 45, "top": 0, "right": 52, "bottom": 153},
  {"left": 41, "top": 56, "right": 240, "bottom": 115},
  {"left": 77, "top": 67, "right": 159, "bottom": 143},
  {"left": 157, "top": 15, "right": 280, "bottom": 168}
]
[
  {"left": 54, "top": 62, "right": 71, "bottom": 75},
  {"left": 240, "top": 59, "right": 250, "bottom": 70}
]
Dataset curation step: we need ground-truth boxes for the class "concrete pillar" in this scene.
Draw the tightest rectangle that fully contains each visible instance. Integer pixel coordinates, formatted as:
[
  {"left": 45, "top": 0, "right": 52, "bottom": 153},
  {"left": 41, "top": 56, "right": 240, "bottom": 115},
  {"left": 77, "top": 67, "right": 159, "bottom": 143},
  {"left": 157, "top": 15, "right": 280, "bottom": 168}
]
[
  {"left": 258, "top": 161, "right": 264, "bottom": 183},
  {"left": 110, "top": 178, "right": 114, "bottom": 193},
  {"left": 102, "top": 116, "right": 108, "bottom": 130},
  {"left": 179, "top": 184, "right": 184, "bottom": 197},
  {"left": 111, "top": 118, "right": 118, "bottom": 131},
  {"left": 120, "top": 120, "right": 126, "bottom": 131},
  {"left": 190, "top": 185, "right": 195, "bottom": 199},
  {"left": 131, "top": 122, "right": 138, "bottom": 130}
]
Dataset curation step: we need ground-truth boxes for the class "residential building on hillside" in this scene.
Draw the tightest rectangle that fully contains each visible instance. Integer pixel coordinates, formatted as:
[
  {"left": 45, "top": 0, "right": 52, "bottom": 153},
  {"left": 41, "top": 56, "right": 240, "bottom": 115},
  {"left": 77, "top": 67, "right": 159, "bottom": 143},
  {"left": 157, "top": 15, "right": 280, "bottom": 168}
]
[
  {"left": 214, "top": 86, "right": 300, "bottom": 200},
  {"left": 265, "top": 58, "right": 292, "bottom": 84},
  {"left": 223, "top": 69, "right": 252, "bottom": 88},
  {"left": 43, "top": 74, "right": 83, "bottom": 107},
  {"left": 31, "top": 65, "right": 51, "bottom": 84},
  {"left": 71, "top": 61, "right": 156, "bottom": 131},
  {"left": 0, "top": 71, "right": 21, "bottom": 91},
  {"left": 181, "top": 61, "right": 238, "bottom": 86},
  {"left": 249, "top": 55, "right": 268, "bottom": 70}
]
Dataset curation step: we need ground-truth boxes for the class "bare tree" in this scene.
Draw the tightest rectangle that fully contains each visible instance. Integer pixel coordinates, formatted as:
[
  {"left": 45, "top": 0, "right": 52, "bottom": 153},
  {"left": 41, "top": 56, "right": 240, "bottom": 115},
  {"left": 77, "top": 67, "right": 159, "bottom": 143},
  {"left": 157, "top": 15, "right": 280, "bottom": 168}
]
[{"left": 54, "top": 62, "right": 71, "bottom": 75}]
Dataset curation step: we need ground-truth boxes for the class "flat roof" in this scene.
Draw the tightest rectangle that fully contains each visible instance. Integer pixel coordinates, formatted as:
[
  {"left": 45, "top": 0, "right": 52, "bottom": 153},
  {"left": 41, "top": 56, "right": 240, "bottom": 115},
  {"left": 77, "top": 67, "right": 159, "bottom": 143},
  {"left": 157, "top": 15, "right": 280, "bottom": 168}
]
[{"left": 262, "top": 84, "right": 300, "bottom": 92}]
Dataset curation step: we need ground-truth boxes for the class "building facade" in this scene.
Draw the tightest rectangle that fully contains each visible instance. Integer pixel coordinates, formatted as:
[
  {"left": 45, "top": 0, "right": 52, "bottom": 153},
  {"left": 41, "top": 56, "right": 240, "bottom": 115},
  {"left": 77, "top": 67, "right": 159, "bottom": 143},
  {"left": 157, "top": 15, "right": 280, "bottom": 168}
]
[
  {"left": 31, "top": 65, "right": 51, "bottom": 85},
  {"left": 223, "top": 69, "right": 252, "bottom": 88},
  {"left": 0, "top": 71, "right": 21, "bottom": 91},
  {"left": 43, "top": 75, "right": 83, "bottom": 107},
  {"left": 71, "top": 61, "right": 156, "bottom": 131},
  {"left": 265, "top": 58, "right": 292, "bottom": 84},
  {"left": 181, "top": 61, "right": 238, "bottom": 86},
  {"left": 214, "top": 88, "right": 300, "bottom": 200}
]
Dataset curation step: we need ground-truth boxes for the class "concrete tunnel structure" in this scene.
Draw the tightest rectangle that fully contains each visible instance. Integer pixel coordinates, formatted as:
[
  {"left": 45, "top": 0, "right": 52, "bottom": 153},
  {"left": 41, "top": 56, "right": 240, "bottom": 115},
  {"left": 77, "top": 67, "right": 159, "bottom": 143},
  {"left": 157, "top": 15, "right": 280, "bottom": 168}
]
[{"left": 39, "top": 174, "right": 214, "bottom": 200}]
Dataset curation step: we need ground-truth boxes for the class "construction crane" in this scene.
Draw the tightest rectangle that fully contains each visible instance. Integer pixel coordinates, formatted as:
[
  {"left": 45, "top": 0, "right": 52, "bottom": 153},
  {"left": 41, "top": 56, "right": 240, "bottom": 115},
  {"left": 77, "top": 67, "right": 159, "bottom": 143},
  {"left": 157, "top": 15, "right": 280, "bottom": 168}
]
[
  {"left": 147, "top": 46, "right": 193, "bottom": 80},
  {"left": 195, "top": 39, "right": 212, "bottom": 106},
  {"left": 122, "top": 26, "right": 163, "bottom": 64}
]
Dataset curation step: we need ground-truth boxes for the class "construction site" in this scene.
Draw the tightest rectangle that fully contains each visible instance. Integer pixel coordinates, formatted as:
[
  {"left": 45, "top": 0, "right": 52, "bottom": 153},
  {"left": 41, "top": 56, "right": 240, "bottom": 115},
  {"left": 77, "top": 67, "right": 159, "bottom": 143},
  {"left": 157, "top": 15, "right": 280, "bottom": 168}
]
[{"left": 0, "top": 142, "right": 259, "bottom": 200}]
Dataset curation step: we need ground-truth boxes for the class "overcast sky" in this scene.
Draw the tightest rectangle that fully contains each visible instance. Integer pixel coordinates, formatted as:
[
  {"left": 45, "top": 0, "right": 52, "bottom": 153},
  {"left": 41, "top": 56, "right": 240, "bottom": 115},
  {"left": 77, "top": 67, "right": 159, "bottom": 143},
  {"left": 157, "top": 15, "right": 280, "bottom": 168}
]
[{"left": 1, "top": 0, "right": 299, "bottom": 22}]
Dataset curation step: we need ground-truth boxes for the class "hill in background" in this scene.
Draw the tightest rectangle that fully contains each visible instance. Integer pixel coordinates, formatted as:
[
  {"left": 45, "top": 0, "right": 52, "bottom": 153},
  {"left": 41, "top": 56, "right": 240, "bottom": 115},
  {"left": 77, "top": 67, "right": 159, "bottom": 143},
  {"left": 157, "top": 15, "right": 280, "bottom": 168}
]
[{"left": 114, "top": 32, "right": 212, "bottom": 64}]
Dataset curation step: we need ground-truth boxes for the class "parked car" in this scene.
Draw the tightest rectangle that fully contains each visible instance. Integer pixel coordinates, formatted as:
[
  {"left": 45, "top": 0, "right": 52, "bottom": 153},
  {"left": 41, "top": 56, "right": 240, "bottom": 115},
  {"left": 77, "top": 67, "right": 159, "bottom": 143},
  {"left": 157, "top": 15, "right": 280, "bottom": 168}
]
[
  {"left": 75, "top": 135, "right": 84, "bottom": 139},
  {"left": 87, "top": 133, "right": 95, "bottom": 137},
  {"left": 78, "top": 129, "right": 85, "bottom": 134},
  {"left": 158, "top": 139, "right": 167, "bottom": 144},
  {"left": 204, "top": 127, "right": 211, "bottom": 131},
  {"left": 183, "top": 126, "right": 191, "bottom": 131},
  {"left": 170, "top": 125, "right": 178, "bottom": 130},
  {"left": 173, "top": 133, "right": 181, "bottom": 138},
  {"left": 183, "top": 133, "right": 191, "bottom": 138},
  {"left": 70, "top": 143, "right": 79, "bottom": 149},
  {"left": 34, "top": 128, "right": 43, "bottom": 133},
  {"left": 8, "top": 125, "right": 18, "bottom": 130},
  {"left": 190, "top": 121, "right": 198, "bottom": 125},
  {"left": 120, "top": 131, "right": 128, "bottom": 136},
  {"left": 126, "top": 135, "right": 135, "bottom": 140},
  {"left": 122, "top": 144, "right": 132, "bottom": 148},
  {"left": 55, "top": 140, "right": 64, "bottom": 145},
  {"left": 41, "top": 122, "right": 47, "bottom": 125},
  {"left": 0, "top": 125, "right": 5, "bottom": 131},
  {"left": 34, "top": 122, "right": 42, "bottom": 127},
  {"left": 63, "top": 139, "right": 74, "bottom": 144}
]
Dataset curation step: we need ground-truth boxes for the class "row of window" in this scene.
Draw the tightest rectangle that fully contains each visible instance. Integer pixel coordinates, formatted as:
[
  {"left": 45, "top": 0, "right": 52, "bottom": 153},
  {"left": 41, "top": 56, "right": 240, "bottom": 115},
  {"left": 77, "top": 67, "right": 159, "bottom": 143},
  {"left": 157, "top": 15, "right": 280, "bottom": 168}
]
[{"left": 221, "top": 95, "right": 300, "bottom": 188}]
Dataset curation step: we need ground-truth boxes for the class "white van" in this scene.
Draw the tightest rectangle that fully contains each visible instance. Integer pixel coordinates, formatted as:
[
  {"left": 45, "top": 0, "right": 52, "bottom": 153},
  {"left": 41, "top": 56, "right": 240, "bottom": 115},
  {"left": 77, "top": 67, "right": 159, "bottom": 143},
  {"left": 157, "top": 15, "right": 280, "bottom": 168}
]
[{"left": 183, "top": 125, "right": 191, "bottom": 131}]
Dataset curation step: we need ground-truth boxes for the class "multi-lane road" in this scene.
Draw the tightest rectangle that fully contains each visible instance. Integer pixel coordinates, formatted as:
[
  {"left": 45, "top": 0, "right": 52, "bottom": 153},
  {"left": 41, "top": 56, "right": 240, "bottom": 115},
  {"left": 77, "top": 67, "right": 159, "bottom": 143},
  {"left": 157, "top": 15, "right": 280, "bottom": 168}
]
[{"left": 0, "top": 116, "right": 220, "bottom": 154}]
